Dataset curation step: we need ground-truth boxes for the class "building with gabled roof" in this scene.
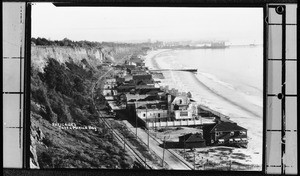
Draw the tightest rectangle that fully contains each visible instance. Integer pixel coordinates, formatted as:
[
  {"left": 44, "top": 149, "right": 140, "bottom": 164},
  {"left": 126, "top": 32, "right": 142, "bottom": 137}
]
[
  {"left": 170, "top": 95, "right": 198, "bottom": 121},
  {"left": 204, "top": 122, "right": 248, "bottom": 148},
  {"left": 132, "top": 74, "right": 154, "bottom": 85},
  {"left": 178, "top": 132, "right": 206, "bottom": 148}
]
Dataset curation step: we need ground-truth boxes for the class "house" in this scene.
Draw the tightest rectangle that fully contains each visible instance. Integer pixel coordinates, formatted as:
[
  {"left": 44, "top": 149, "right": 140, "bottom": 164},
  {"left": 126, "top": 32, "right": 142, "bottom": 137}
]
[
  {"left": 178, "top": 132, "right": 206, "bottom": 148},
  {"left": 104, "top": 77, "right": 117, "bottom": 88},
  {"left": 125, "top": 93, "right": 152, "bottom": 114},
  {"left": 125, "top": 93, "right": 151, "bottom": 102},
  {"left": 136, "top": 107, "right": 168, "bottom": 122},
  {"left": 124, "top": 74, "right": 133, "bottom": 82},
  {"left": 135, "top": 100, "right": 169, "bottom": 122},
  {"left": 103, "top": 89, "right": 113, "bottom": 96},
  {"left": 129, "top": 55, "right": 145, "bottom": 67},
  {"left": 116, "top": 83, "right": 135, "bottom": 93},
  {"left": 131, "top": 69, "right": 148, "bottom": 75},
  {"left": 116, "top": 77, "right": 125, "bottom": 84},
  {"left": 135, "top": 87, "right": 161, "bottom": 95},
  {"left": 171, "top": 96, "right": 189, "bottom": 110},
  {"left": 127, "top": 98, "right": 168, "bottom": 121},
  {"left": 104, "top": 84, "right": 114, "bottom": 90},
  {"left": 204, "top": 122, "right": 248, "bottom": 148},
  {"left": 105, "top": 77, "right": 116, "bottom": 84},
  {"left": 124, "top": 65, "right": 136, "bottom": 74},
  {"left": 132, "top": 74, "right": 154, "bottom": 85},
  {"left": 103, "top": 89, "right": 116, "bottom": 101},
  {"left": 171, "top": 95, "right": 198, "bottom": 120},
  {"left": 125, "top": 60, "right": 137, "bottom": 66}
]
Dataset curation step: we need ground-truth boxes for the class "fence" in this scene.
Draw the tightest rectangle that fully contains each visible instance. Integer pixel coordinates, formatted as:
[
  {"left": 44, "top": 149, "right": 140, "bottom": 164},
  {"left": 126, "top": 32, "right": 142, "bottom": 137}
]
[{"left": 146, "top": 119, "right": 215, "bottom": 128}]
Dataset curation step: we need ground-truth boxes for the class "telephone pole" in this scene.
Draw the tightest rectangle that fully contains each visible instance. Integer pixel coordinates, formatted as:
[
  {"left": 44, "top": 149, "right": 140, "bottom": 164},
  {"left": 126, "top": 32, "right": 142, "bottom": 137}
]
[
  {"left": 135, "top": 102, "right": 138, "bottom": 138},
  {"left": 193, "top": 148, "right": 196, "bottom": 170},
  {"left": 146, "top": 106, "right": 149, "bottom": 149},
  {"left": 162, "top": 136, "right": 166, "bottom": 168},
  {"left": 183, "top": 133, "right": 186, "bottom": 159}
]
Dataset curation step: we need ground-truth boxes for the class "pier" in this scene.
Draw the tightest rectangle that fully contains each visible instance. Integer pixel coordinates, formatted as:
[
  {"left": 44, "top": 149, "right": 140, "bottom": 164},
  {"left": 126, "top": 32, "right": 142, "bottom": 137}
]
[{"left": 150, "top": 69, "right": 197, "bottom": 73}]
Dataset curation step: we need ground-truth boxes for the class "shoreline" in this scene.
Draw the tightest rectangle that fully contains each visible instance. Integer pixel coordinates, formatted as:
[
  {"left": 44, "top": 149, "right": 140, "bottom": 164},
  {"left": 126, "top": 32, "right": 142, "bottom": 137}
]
[
  {"left": 145, "top": 49, "right": 173, "bottom": 70},
  {"left": 146, "top": 49, "right": 261, "bottom": 118},
  {"left": 144, "top": 49, "right": 263, "bottom": 166}
]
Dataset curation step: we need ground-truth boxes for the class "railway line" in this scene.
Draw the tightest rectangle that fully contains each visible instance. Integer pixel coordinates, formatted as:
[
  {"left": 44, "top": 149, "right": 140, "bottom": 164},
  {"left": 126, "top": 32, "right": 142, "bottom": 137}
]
[
  {"left": 90, "top": 67, "right": 192, "bottom": 170},
  {"left": 91, "top": 70, "right": 154, "bottom": 169}
]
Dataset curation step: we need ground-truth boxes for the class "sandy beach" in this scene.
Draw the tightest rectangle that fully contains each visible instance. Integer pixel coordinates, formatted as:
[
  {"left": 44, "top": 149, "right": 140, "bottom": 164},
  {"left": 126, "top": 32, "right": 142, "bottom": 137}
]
[{"left": 144, "top": 49, "right": 263, "bottom": 170}]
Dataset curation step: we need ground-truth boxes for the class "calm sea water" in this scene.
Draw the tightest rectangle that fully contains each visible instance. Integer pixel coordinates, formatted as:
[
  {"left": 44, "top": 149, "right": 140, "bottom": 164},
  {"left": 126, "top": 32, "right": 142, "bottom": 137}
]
[{"left": 150, "top": 46, "right": 263, "bottom": 118}]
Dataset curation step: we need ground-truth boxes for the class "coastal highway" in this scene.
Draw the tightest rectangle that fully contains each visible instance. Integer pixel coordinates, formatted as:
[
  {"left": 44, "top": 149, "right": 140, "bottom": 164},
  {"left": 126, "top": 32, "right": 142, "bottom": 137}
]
[{"left": 122, "top": 120, "right": 193, "bottom": 170}]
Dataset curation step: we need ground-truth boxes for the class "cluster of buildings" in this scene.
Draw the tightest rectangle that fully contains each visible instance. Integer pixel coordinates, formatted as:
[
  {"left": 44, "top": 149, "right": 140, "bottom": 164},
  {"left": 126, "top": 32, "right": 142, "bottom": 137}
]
[{"left": 102, "top": 54, "right": 248, "bottom": 148}]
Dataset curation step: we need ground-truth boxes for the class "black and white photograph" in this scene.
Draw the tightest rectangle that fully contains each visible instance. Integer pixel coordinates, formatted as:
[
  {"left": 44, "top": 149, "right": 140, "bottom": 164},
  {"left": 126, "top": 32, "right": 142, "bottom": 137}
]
[{"left": 30, "top": 3, "right": 263, "bottom": 170}]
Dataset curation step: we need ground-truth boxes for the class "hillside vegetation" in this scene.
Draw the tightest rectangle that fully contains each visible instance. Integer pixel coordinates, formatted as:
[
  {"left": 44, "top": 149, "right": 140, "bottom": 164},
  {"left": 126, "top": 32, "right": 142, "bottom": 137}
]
[{"left": 30, "top": 43, "right": 138, "bottom": 168}]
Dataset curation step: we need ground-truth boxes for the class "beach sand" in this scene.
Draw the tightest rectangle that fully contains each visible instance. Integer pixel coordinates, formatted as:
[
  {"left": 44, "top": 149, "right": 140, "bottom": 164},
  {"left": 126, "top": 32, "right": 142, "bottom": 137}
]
[{"left": 144, "top": 49, "right": 263, "bottom": 170}]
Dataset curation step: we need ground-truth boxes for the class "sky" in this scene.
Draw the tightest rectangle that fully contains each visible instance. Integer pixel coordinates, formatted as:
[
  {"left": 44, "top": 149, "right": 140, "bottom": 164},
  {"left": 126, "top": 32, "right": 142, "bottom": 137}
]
[{"left": 32, "top": 3, "right": 263, "bottom": 44}]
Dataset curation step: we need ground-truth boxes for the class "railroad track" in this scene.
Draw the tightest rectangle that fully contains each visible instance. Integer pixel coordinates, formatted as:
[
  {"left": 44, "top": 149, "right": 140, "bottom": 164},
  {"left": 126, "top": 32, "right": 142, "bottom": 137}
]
[
  {"left": 91, "top": 71, "right": 153, "bottom": 169},
  {"left": 91, "top": 64, "right": 191, "bottom": 170},
  {"left": 97, "top": 113, "right": 153, "bottom": 169},
  {"left": 142, "top": 127, "right": 194, "bottom": 170}
]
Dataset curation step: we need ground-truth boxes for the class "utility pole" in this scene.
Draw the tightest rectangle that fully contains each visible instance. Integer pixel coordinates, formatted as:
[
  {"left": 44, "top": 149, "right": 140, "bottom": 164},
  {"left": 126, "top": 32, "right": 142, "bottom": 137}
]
[
  {"left": 135, "top": 102, "right": 138, "bottom": 138},
  {"left": 193, "top": 148, "right": 196, "bottom": 170},
  {"left": 183, "top": 133, "right": 186, "bottom": 159},
  {"left": 146, "top": 106, "right": 149, "bottom": 149},
  {"left": 155, "top": 115, "right": 157, "bottom": 131},
  {"left": 162, "top": 136, "right": 166, "bottom": 168}
]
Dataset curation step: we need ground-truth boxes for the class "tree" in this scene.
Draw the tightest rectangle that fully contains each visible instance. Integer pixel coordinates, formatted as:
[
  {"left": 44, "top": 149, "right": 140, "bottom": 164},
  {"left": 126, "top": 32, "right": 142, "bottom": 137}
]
[
  {"left": 73, "top": 76, "right": 85, "bottom": 93},
  {"left": 43, "top": 58, "right": 72, "bottom": 96}
]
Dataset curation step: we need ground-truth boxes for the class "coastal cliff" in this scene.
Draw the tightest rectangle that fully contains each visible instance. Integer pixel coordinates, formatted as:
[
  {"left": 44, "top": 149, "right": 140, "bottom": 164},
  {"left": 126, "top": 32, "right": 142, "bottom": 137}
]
[
  {"left": 31, "top": 46, "right": 105, "bottom": 72},
  {"left": 30, "top": 44, "right": 133, "bottom": 169}
]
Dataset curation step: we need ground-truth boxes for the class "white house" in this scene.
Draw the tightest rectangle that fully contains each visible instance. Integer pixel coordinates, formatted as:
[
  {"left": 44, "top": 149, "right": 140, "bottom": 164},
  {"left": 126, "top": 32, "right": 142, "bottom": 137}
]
[
  {"left": 136, "top": 109, "right": 168, "bottom": 122},
  {"left": 171, "top": 95, "right": 198, "bottom": 120}
]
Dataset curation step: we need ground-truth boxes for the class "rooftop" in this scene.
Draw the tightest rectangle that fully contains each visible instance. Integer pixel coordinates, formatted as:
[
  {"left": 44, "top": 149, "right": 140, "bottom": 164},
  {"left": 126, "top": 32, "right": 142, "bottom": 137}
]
[
  {"left": 210, "top": 122, "right": 247, "bottom": 133},
  {"left": 125, "top": 93, "right": 150, "bottom": 102},
  {"left": 179, "top": 133, "right": 205, "bottom": 142}
]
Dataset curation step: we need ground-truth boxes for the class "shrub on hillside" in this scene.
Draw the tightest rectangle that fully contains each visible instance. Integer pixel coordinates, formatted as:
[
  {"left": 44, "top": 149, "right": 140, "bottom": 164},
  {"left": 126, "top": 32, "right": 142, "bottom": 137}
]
[
  {"left": 43, "top": 58, "right": 73, "bottom": 96},
  {"left": 38, "top": 151, "right": 53, "bottom": 168},
  {"left": 73, "top": 93, "right": 89, "bottom": 108},
  {"left": 73, "top": 76, "right": 85, "bottom": 93},
  {"left": 31, "top": 86, "right": 48, "bottom": 105}
]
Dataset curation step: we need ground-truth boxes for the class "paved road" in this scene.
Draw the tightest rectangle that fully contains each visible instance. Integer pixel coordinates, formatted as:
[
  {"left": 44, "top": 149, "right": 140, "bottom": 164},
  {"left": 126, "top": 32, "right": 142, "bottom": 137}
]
[{"left": 122, "top": 120, "right": 193, "bottom": 170}]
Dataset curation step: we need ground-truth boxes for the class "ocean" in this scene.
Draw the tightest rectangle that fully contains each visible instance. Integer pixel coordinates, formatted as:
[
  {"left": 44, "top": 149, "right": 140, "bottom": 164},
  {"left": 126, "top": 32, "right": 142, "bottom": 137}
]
[{"left": 144, "top": 46, "right": 263, "bottom": 167}]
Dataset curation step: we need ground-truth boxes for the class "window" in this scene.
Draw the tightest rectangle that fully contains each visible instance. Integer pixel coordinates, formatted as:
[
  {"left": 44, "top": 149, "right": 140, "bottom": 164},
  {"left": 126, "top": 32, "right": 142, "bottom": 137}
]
[
  {"left": 180, "top": 111, "right": 188, "bottom": 116},
  {"left": 230, "top": 131, "right": 234, "bottom": 136},
  {"left": 235, "top": 138, "right": 241, "bottom": 143},
  {"left": 240, "top": 131, "right": 246, "bottom": 135}
]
